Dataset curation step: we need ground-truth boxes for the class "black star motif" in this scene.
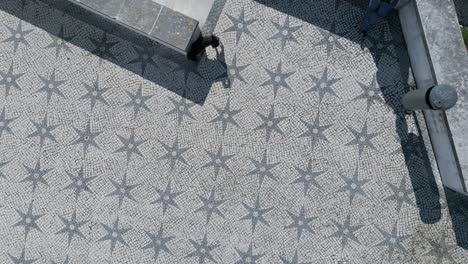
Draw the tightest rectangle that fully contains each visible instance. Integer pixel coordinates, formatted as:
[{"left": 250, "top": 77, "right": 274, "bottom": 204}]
[
  {"left": 71, "top": 119, "right": 102, "bottom": 156},
  {"left": 127, "top": 45, "right": 158, "bottom": 74},
  {"left": 331, "top": 215, "right": 363, "bottom": 249},
  {"left": 106, "top": 173, "right": 139, "bottom": 208},
  {"left": 209, "top": 98, "right": 241, "bottom": 135},
  {"left": 240, "top": 196, "right": 273, "bottom": 232},
  {"left": 158, "top": 137, "right": 189, "bottom": 170},
  {"left": 254, "top": 105, "right": 287, "bottom": 142},
  {"left": 375, "top": 223, "right": 409, "bottom": 260},
  {"left": 248, "top": 150, "right": 280, "bottom": 186},
  {"left": 142, "top": 224, "right": 175, "bottom": 260},
  {"left": 215, "top": 54, "right": 249, "bottom": 86},
  {"left": 285, "top": 206, "right": 317, "bottom": 240},
  {"left": 172, "top": 60, "right": 203, "bottom": 84},
  {"left": 337, "top": 169, "right": 370, "bottom": 204},
  {"left": 298, "top": 114, "right": 332, "bottom": 148},
  {"left": 28, "top": 115, "right": 59, "bottom": 147},
  {"left": 45, "top": 25, "right": 74, "bottom": 58},
  {"left": 224, "top": 8, "right": 257, "bottom": 44},
  {"left": 8, "top": 248, "right": 37, "bottom": 264},
  {"left": 353, "top": 76, "right": 385, "bottom": 111},
  {"left": 123, "top": 84, "right": 153, "bottom": 119},
  {"left": 3, "top": 21, "right": 33, "bottom": 52},
  {"left": 166, "top": 94, "right": 196, "bottom": 125},
  {"left": 424, "top": 233, "right": 457, "bottom": 263},
  {"left": 279, "top": 249, "right": 312, "bottom": 264},
  {"left": 194, "top": 188, "right": 226, "bottom": 223},
  {"left": 270, "top": 15, "right": 302, "bottom": 50},
  {"left": 35, "top": 69, "right": 66, "bottom": 103},
  {"left": 202, "top": 146, "right": 234, "bottom": 178},
  {"left": 79, "top": 76, "right": 110, "bottom": 110},
  {"left": 261, "top": 61, "right": 295, "bottom": 98},
  {"left": 0, "top": 62, "right": 23, "bottom": 97},
  {"left": 98, "top": 217, "right": 131, "bottom": 253},
  {"left": 313, "top": 20, "right": 346, "bottom": 57},
  {"left": 56, "top": 209, "right": 88, "bottom": 246},
  {"left": 306, "top": 67, "right": 341, "bottom": 102},
  {"left": 13, "top": 200, "right": 43, "bottom": 239},
  {"left": 21, "top": 159, "right": 52, "bottom": 192},
  {"left": 88, "top": 32, "right": 118, "bottom": 61},
  {"left": 345, "top": 122, "right": 379, "bottom": 157},
  {"left": 115, "top": 129, "right": 146, "bottom": 162},
  {"left": 0, "top": 107, "right": 17, "bottom": 138},
  {"left": 151, "top": 181, "right": 184, "bottom": 214},
  {"left": 235, "top": 242, "right": 265, "bottom": 264},
  {"left": 292, "top": 159, "right": 325, "bottom": 195},
  {"left": 186, "top": 234, "right": 219, "bottom": 264},
  {"left": 384, "top": 176, "right": 415, "bottom": 212},
  {"left": 63, "top": 167, "right": 96, "bottom": 200}
]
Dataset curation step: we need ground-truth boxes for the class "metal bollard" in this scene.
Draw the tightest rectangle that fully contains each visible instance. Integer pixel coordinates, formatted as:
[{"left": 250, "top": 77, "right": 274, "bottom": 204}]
[{"left": 402, "top": 84, "right": 458, "bottom": 111}]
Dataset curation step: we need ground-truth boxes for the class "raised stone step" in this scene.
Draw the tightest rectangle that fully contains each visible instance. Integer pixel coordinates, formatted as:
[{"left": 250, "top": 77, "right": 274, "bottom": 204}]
[{"left": 71, "top": 0, "right": 202, "bottom": 54}]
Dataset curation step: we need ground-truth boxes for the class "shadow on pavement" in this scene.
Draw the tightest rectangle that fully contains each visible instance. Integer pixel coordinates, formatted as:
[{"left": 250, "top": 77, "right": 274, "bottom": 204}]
[
  {"left": 0, "top": 0, "right": 228, "bottom": 105},
  {"left": 254, "top": 0, "right": 468, "bottom": 249}
]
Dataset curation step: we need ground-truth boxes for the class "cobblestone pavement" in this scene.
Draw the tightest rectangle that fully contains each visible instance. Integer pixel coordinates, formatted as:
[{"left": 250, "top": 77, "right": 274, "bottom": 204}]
[{"left": 0, "top": 0, "right": 468, "bottom": 263}]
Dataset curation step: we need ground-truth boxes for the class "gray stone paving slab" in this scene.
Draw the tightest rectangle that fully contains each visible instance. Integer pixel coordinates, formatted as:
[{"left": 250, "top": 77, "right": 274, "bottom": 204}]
[{"left": 0, "top": 0, "right": 467, "bottom": 263}]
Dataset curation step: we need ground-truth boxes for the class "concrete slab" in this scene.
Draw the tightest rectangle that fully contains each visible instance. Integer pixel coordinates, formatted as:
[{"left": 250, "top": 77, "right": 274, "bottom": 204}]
[{"left": 153, "top": 0, "right": 215, "bottom": 27}]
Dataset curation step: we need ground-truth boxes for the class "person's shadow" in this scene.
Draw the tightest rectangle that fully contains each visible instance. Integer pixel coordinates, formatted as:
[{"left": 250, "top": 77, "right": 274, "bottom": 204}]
[
  {"left": 254, "top": 0, "right": 468, "bottom": 249},
  {"left": 0, "top": 0, "right": 228, "bottom": 105}
]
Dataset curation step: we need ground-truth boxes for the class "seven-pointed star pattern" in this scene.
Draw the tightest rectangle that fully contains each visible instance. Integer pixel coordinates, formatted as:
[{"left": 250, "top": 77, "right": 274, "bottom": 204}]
[
  {"left": 166, "top": 94, "right": 196, "bottom": 125},
  {"left": 127, "top": 45, "right": 158, "bottom": 74},
  {"left": 353, "top": 76, "right": 385, "bottom": 111},
  {"left": 158, "top": 137, "right": 190, "bottom": 170},
  {"left": 88, "top": 32, "right": 119, "bottom": 61},
  {"left": 202, "top": 146, "right": 234, "bottom": 177},
  {"left": 27, "top": 115, "right": 59, "bottom": 147},
  {"left": 384, "top": 176, "right": 415, "bottom": 212},
  {"left": 345, "top": 122, "right": 379, "bottom": 157},
  {"left": 298, "top": 113, "right": 332, "bottom": 148}
]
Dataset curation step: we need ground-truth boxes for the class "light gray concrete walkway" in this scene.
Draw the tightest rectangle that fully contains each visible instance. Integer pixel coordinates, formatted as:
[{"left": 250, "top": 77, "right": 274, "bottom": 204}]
[{"left": 0, "top": 0, "right": 467, "bottom": 263}]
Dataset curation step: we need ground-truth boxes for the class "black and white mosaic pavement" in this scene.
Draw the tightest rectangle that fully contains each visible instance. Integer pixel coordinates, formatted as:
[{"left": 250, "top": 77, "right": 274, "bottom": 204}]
[{"left": 1, "top": 0, "right": 468, "bottom": 263}]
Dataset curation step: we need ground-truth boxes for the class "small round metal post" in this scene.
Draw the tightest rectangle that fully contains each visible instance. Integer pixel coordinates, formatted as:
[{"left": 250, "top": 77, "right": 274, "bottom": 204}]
[{"left": 402, "top": 84, "right": 458, "bottom": 111}]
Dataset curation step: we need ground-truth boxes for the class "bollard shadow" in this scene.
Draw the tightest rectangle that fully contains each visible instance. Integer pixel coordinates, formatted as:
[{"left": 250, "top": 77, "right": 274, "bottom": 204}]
[
  {"left": 0, "top": 0, "right": 229, "bottom": 105},
  {"left": 454, "top": 0, "right": 468, "bottom": 27},
  {"left": 253, "top": 0, "right": 444, "bottom": 227}
]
